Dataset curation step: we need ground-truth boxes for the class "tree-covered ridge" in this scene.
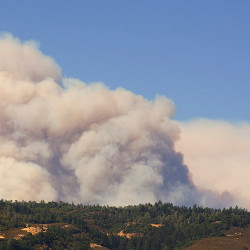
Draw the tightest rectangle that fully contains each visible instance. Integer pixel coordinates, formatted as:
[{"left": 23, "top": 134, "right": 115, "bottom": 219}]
[{"left": 0, "top": 199, "right": 249, "bottom": 249}]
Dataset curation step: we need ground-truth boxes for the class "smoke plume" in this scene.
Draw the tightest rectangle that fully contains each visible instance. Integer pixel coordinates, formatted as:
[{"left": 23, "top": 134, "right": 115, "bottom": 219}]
[
  {"left": 177, "top": 119, "right": 250, "bottom": 210},
  {"left": 0, "top": 34, "right": 234, "bottom": 207}
]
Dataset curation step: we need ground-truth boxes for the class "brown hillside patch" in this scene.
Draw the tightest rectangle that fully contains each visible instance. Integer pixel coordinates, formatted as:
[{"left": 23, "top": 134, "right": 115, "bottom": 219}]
[
  {"left": 151, "top": 224, "right": 163, "bottom": 227},
  {"left": 14, "top": 234, "right": 25, "bottom": 240},
  {"left": 117, "top": 230, "right": 141, "bottom": 239},
  {"left": 0, "top": 223, "right": 75, "bottom": 240},
  {"left": 126, "top": 222, "right": 137, "bottom": 226},
  {"left": 90, "top": 243, "right": 109, "bottom": 249},
  {"left": 187, "top": 226, "right": 250, "bottom": 250},
  {"left": 212, "top": 220, "right": 221, "bottom": 224},
  {"left": 21, "top": 226, "right": 44, "bottom": 235}
]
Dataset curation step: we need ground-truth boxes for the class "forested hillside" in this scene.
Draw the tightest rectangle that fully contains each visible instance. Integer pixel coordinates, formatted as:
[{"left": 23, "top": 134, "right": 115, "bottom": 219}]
[{"left": 0, "top": 199, "right": 249, "bottom": 249}]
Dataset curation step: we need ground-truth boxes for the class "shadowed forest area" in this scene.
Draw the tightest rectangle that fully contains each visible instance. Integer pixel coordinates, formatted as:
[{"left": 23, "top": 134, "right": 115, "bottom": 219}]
[{"left": 0, "top": 200, "right": 249, "bottom": 249}]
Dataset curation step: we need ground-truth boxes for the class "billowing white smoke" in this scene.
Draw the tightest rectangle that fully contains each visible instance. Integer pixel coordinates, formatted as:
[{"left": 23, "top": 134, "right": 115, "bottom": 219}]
[
  {"left": 177, "top": 119, "right": 250, "bottom": 210},
  {"left": 0, "top": 34, "right": 233, "bottom": 207}
]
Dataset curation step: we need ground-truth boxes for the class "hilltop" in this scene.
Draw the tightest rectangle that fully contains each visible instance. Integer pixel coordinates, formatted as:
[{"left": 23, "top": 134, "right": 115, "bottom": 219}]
[{"left": 0, "top": 200, "right": 249, "bottom": 249}]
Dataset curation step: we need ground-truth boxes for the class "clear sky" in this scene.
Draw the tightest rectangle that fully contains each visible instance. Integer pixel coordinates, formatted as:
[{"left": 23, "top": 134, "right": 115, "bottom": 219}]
[{"left": 1, "top": 0, "right": 249, "bottom": 121}]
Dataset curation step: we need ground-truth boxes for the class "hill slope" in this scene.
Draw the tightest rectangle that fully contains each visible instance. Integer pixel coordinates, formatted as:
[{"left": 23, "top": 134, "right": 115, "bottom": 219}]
[
  {"left": 187, "top": 225, "right": 250, "bottom": 250},
  {"left": 0, "top": 200, "right": 249, "bottom": 249}
]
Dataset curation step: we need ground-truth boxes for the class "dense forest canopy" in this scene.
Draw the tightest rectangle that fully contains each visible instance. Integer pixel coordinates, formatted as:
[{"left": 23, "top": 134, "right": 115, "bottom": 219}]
[{"left": 0, "top": 199, "right": 249, "bottom": 249}]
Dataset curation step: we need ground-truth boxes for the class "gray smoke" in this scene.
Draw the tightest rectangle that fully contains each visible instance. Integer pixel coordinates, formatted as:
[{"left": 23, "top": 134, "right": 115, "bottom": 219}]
[{"left": 0, "top": 34, "right": 233, "bottom": 207}]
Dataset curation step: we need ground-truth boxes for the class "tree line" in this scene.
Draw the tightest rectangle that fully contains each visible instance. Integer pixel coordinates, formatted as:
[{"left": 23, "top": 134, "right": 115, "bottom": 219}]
[{"left": 0, "top": 199, "right": 249, "bottom": 249}]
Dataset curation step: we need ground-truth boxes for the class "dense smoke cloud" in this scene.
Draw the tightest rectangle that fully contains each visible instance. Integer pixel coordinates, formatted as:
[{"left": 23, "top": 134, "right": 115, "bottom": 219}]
[
  {"left": 0, "top": 34, "right": 234, "bottom": 207},
  {"left": 0, "top": 33, "right": 61, "bottom": 82},
  {"left": 177, "top": 119, "right": 250, "bottom": 210}
]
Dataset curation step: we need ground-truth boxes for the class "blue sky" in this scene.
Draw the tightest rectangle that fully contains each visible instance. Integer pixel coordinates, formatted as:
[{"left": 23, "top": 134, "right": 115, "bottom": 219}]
[{"left": 1, "top": 0, "right": 249, "bottom": 121}]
